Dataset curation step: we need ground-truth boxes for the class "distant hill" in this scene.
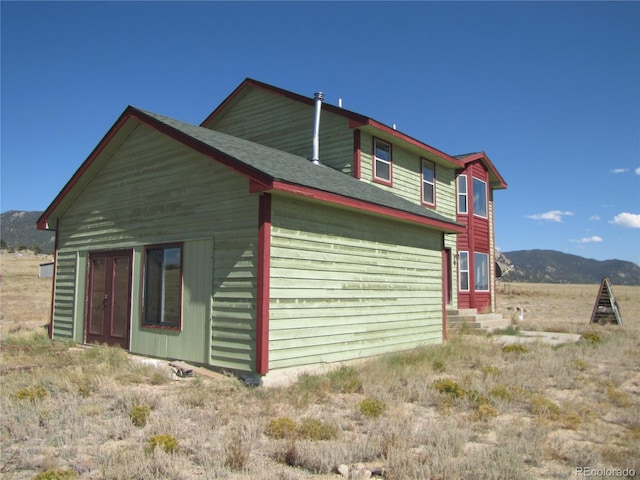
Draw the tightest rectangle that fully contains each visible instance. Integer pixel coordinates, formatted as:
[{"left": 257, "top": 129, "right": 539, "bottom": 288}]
[
  {"left": 498, "top": 249, "right": 640, "bottom": 286},
  {"left": 1, "top": 211, "right": 54, "bottom": 254}
]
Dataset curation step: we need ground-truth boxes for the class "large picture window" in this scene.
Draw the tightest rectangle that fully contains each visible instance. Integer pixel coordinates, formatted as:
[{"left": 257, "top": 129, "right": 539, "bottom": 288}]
[
  {"left": 457, "top": 175, "right": 468, "bottom": 214},
  {"left": 421, "top": 158, "right": 436, "bottom": 206},
  {"left": 473, "top": 177, "right": 488, "bottom": 218},
  {"left": 143, "top": 244, "right": 182, "bottom": 328},
  {"left": 373, "top": 138, "right": 392, "bottom": 184},
  {"left": 475, "top": 252, "right": 489, "bottom": 291}
]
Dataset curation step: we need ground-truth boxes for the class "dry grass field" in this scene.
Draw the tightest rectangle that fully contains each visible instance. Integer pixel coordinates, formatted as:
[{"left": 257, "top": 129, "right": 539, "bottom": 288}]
[{"left": 1, "top": 251, "right": 639, "bottom": 480}]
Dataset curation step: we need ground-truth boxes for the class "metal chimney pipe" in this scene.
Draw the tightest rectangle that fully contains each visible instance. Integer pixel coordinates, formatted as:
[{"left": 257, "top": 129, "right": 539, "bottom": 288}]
[{"left": 312, "top": 92, "right": 324, "bottom": 164}]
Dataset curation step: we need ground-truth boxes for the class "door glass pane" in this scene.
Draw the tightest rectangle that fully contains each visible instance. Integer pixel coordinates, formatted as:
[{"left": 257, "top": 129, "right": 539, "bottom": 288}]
[
  {"left": 111, "top": 256, "right": 130, "bottom": 338},
  {"left": 89, "top": 258, "right": 105, "bottom": 335}
]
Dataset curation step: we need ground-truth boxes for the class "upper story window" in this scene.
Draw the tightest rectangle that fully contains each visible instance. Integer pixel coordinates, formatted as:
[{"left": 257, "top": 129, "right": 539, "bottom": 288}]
[
  {"left": 421, "top": 158, "right": 436, "bottom": 206},
  {"left": 373, "top": 138, "right": 392, "bottom": 185},
  {"left": 142, "top": 243, "right": 183, "bottom": 329},
  {"left": 473, "top": 177, "right": 488, "bottom": 218},
  {"left": 457, "top": 175, "right": 468, "bottom": 214}
]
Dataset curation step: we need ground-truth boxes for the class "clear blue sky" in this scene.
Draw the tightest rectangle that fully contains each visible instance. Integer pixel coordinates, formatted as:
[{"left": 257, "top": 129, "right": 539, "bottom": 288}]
[{"left": 2, "top": 1, "right": 639, "bottom": 265}]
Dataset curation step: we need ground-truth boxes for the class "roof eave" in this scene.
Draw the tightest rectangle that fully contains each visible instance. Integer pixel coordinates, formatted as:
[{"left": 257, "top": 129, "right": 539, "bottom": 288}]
[
  {"left": 458, "top": 151, "right": 508, "bottom": 190},
  {"left": 37, "top": 106, "right": 277, "bottom": 232},
  {"left": 201, "top": 77, "right": 368, "bottom": 129},
  {"left": 40, "top": 106, "right": 462, "bottom": 236},
  {"left": 349, "top": 118, "right": 464, "bottom": 168},
  {"left": 269, "top": 180, "right": 465, "bottom": 234},
  {"left": 37, "top": 109, "right": 138, "bottom": 231},
  {"left": 201, "top": 78, "right": 469, "bottom": 170}
]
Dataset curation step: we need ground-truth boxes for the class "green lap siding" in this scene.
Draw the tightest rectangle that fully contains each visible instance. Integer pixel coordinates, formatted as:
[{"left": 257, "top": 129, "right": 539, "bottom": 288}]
[
  {"left": 50, "top": 123, "right": 259, "bottom": 371},
  {"left": 206, "top": 87, "right": 354, "bottom": 174},
  {"left": 358, "top": 131, "right": 458, "bottom": 221},
  {"left": 269, "top": 196, "right": 444, "bottom": 370},
  {"left": 50, "top": 251, "right": 78, "bottom": 340}
]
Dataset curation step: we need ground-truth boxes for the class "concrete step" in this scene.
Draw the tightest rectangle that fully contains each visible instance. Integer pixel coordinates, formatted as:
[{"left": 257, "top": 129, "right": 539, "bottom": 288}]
[
  {"left": 447, "top": 312, "right": 511, "bottom": 332},
  {"left": 447, "top": 308, "right": 478, "bottom": 316}
]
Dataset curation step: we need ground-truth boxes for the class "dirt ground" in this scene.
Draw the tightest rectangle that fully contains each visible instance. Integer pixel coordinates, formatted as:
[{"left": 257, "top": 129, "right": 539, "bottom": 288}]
[
  {"left": 495, "top": 280, "right": 638, "bottom": 332},
  {"left": 0, "top": 250, "right": 54, "bottom": 336},
  {"left": 1, "top": 250, "right": 639, "bottom": 480}
]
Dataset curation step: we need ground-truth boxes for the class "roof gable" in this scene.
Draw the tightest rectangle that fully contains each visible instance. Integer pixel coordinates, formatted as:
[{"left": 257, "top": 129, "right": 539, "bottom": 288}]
[
  {"left": 201, "top": 78, "right": 464, "bottom": 168},
  {"left": 455, "top": 152, "right": 508, "bottom": 190},
  {"left": 200, "top": 78, "right": 369, "bottom": 130},
  {"left": 39, "top": 106, "right": 464, "bottom": 234}
]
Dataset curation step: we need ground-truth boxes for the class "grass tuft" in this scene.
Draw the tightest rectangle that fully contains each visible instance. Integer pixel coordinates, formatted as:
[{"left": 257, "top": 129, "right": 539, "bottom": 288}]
[
  {"left": 129, "top": 404, "right": 151, "bottom": 427},
  {"left": 359, "top": 397, "right": 386, "bottom": 418},
  {"left": 296, "top": 419, "right": 338, "bottom": 441},
  {"left": 31, "top": 470, "right": 78, "bottom": 480},
  {"left": 501, "top": 343, "right": 529, "bottom": 354},
  {"left": 471, "top": 402, "right": 499, "bottom": 422},
  {"left": 432, "top": 378, "right": 466, "bottom": 398},
  {"left": 266, "top": 417, "right": 338, "bottom": 441},
  {"left": 265, "top": 417, "right": 298, "bottom": 439},
  {"left": 580, "top": 331, "right": 602, "bottom": 344},
  {"left": 146, "top": 434, "right": 178, "bottom": 454},
  {"left": 14, "top": 385, "right": 47, "bottom": 403},
  {"left": 327, "top": 366, "right": 363, "bottom": 394}
]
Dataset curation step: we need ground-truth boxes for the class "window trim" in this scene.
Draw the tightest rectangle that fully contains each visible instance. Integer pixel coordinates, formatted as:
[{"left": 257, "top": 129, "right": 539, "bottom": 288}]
[
  {"left": 474, "top": 252, "right": 490, "bottom": 292},
  {"left": 141, "top": 242, "right": 183, "bottom": 330},
  {"left": 373, "top": 137, "right": 393, "bottom": 186},
  {"left": 457, "top": 174, "right": 468, "bottom": 214},
  {"left": 421, "top": 158, "right": 436, "bottom": 207},
  {"left": 458, "top": 251, "right": 469, "bottom": 292},
  {"left": 472, "top": 176, "right": 488, "bottom": 219}
]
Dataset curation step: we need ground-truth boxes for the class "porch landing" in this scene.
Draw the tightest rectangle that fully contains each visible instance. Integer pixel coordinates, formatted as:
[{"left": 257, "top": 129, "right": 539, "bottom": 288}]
[{"left": 446, "top": 308, "right": 511, "bottom": 332}]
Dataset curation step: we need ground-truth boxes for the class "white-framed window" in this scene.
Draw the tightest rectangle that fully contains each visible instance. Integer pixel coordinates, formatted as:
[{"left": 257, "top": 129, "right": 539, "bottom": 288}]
[
  {"left": 421, "top": 158, "right": 435, "bottom": 206},
  {"left": 459, "top": 251, "right": 469, "bottom": 291},
  {"left": 473, "top": 177, "right": 488, "bottom": 218},
  {"left": 373, "top": 138, "right": 392, "bottom": 184},
  {"left": 475, "top": 252, "right": 489, "bottom": 291},
  {"left": 457, "top": 175, "right": 468, "bottom": 214},
  {"left": 142, "top": 243, "right": 183, "bottom": 329}
]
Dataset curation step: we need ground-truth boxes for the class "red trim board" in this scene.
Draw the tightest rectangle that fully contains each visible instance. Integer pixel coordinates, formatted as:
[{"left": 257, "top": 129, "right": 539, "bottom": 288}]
[{"left": 256, "top": 193, "right": 272, "bottom": 374}]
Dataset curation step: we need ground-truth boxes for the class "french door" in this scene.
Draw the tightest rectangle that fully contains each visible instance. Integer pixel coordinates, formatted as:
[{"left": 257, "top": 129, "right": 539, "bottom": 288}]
[{"left": 86, "top": 250, "right": 132, "bottom": 349}]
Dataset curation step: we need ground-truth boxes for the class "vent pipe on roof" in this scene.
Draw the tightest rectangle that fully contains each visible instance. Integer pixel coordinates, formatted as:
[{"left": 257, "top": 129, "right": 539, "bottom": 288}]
[{"left": 312, "top": 92, "right": 324, "bottom": 165}]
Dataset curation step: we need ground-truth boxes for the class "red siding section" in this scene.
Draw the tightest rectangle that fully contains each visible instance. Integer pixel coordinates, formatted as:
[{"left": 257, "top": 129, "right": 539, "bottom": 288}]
[{"left": 456, "top": 162, "right": 492, "bottom": 312}]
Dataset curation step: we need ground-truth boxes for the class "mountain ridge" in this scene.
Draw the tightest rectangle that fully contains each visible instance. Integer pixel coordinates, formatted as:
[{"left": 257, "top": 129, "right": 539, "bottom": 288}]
[
  {"left": 498, "top": 249, "right": 640, "bottom": 286},
  {"left": 1, "top": 211, "right": 54, "bottom": 253}
]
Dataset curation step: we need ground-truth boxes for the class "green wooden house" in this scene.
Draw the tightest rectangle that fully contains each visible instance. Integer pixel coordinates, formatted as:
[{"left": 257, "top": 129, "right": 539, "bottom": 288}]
[{"left": 38, "top": 78, "right": 506, "bottom": 382}]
